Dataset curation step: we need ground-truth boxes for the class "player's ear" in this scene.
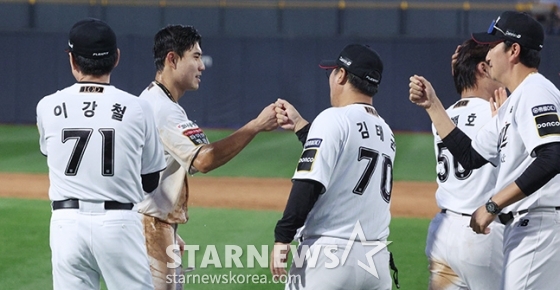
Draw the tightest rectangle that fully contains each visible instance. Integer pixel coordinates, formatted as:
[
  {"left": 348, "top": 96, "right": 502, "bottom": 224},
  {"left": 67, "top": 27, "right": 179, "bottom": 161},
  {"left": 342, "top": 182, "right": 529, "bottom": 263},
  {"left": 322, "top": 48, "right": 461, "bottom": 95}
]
[
  {"left": 113, "top": 48, "right": 120, "bottom": 69},
  {"left": 477, "top": 61, "right": 490, "bottom": 78},
  {"left": 337, "top": 68, "right": 348, "bottom": 85},
  {"left": 509, "top": 42, "right": 521, "bottom": 61},
  {"left": 166, "top": 52, "right": 178, "bottom": 69}
]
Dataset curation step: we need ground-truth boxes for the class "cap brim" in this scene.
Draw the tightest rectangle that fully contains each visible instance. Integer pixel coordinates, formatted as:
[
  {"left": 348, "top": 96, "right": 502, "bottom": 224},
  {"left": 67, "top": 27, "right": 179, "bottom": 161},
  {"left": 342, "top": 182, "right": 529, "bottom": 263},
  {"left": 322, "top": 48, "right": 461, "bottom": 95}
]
[
  {"left": 471, "top": 32, "right": 504, "bottom": 45},
  {"left": 319, "top": 60, "right": 337, "bottom": 69}
]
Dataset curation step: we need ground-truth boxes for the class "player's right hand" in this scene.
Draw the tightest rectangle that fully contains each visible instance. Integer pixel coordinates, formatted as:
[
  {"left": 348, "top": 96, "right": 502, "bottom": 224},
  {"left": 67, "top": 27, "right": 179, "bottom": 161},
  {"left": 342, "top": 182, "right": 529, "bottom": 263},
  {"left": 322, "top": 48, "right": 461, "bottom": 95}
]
[
  {"left": 409, "top": 75, "right": 436, "bottom": 109},
  {"left": 270, "top": 242, "right": 291, "bottom": 282},
  {"left": 254, "top": 103, "right": 280, "bottom": 132}
]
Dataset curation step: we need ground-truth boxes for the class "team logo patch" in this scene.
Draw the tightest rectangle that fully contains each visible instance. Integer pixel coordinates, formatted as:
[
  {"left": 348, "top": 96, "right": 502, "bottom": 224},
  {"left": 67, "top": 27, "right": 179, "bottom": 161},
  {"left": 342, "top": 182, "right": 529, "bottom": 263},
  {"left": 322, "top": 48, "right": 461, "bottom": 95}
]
[
  {"left": 297, "top": 149, "right": 317, "bottom": 171},
  {"left": 535, "top": 114, "right": 560, "bottom": 136},
  {"left": 182, "top": 128, "right": 209, "bottom": 145},
  {"left": 79, "top": 86, "right": 104, "bottom": 93},
  {"left": 532, "top": 104, "right": 557, "bottom": 116},
  {"left": 304, "top": 138, "right": 322, "bottom": 149}
]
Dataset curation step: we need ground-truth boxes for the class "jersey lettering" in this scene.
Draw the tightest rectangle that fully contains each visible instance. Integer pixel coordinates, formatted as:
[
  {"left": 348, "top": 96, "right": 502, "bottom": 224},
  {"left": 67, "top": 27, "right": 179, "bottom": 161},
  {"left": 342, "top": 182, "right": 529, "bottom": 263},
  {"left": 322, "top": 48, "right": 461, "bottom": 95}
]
[
  {"left": 82, "top": 101, "right": 98, "bottom": 117},
  {"left": 375, "top": 125, "right": 384, "bottom": 141},
  {"left": 453, "top": 100, "right": 469, "bottom": 108},
  {"left": 498, "top": 123, "right": 511, "bottom": 151},
  {"left": 357, "top": 122, "right": 370, "bottom": 139},
  {"left": 111, "top": 103, "right": 127, "bottom": 121},
  {"left": 54, "top": 103, "right": 68, "bottom": 118},
  {"left": 465, "top": 113, "right": 477, "bottom": 126}
]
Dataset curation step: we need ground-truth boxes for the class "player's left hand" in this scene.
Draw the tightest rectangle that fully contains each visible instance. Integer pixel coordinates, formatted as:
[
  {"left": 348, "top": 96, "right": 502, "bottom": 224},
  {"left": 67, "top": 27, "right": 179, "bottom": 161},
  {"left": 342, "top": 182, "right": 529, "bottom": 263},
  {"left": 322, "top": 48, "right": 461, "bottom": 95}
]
[
  {"left": 270, "top": 242, "right": 291, "bottom": 282},
  {"left": 490, "top": 87, "right": 508, "bottom": 117},
  {"left": 469, "top": 205, "right": 494, "bottom": 234}
]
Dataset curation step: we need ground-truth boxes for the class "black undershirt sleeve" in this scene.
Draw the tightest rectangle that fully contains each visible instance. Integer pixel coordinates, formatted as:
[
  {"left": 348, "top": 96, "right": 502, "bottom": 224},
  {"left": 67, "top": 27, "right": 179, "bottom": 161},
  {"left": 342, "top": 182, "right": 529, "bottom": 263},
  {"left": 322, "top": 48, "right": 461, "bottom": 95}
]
[
  {"left": 274, "top": 179, "right": 323, "bottom": 243},
  {"left": 141, "top": 172, "right": 160, "bottom": 193},
  {"left": 295, "top": 123, "right": 311, "bottom": 146},
  {"left": 515, "top": 142, "right": 560, "bottom": 196},
  {"left": 441, "top": 127, "right": 491, "bottom": 170}
]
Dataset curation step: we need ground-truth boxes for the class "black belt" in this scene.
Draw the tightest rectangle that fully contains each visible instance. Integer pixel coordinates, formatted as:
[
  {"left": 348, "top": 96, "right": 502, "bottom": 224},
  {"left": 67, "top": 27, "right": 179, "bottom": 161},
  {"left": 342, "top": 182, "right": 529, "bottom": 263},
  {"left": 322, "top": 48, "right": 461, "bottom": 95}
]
[
  {"left": 498, "top": 207, "right": 560, "bottom": 225},
  {"left": 441, "top": 209, "right": 471, "bottom": 217},
  {"left": 52, "top": 199, "right": 133, "bottom": 210}
]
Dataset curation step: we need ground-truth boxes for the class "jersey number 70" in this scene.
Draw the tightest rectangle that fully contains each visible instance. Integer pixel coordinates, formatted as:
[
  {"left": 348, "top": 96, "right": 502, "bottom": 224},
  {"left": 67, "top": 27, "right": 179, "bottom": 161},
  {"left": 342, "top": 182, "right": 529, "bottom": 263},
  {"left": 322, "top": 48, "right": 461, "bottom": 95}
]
[
  {"left": 62, "top": 128, "right": 115, "bottom": 176},
  {"left": 353, "top": 146, "right": 393, "bottom": 203}
]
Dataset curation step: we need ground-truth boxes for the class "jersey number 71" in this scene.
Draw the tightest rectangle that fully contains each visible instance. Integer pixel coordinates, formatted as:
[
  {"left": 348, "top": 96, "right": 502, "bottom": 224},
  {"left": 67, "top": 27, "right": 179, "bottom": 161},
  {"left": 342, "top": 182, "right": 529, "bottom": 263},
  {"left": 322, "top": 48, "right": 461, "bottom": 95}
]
[{"left": 62, "top": 128, "right": 115, "bottom": 176}]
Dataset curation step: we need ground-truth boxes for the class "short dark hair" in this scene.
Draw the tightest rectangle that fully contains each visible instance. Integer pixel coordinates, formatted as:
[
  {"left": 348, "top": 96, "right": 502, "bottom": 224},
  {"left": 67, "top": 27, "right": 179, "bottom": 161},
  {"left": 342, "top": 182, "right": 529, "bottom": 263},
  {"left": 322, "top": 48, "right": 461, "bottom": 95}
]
[
  {"left": 503, "top": 40, "right": 540, "bottom": 69},
  {"left": 337, "top": 67, "right": 379, "bottom": 97},
  {"left": 453, "top": 39, "right": 490, "bottom": 94},
  {"left": 153, "top": 25, "right": 202, "bottom": 72},
  {"left": 72, "top": 52, "right": 118, "bottom": 76}
]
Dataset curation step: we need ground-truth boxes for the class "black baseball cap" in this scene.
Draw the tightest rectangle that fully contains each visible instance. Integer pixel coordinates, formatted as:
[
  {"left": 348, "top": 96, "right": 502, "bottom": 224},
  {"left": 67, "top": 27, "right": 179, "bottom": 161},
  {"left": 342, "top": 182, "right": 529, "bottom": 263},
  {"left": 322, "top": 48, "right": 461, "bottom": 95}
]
[
  {"left": 319, "top": 44, "right": 383, "bottom": 85},
  {"left": 67, "top": 18, "right": 117, "bottom": 59},
  {"left": 471, "top": 11, "right": 544, "bottom": 51}
]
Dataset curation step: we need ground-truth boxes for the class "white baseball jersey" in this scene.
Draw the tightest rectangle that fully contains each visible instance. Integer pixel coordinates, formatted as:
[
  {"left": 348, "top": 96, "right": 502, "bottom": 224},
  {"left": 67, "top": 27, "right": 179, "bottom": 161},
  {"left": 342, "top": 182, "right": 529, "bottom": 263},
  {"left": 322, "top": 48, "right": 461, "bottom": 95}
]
[
  {"left": 36, "top": 83, "right": 166, "bottom": 203},
  {"left": 294, "top": 103, "right": 396, "bottom": 241},
  {"left": 472, "top": 73, "right": 560, "bottom": 212},
  {"left": 136, "top": 81, "right": 209, "bottom": 224},
  {"left": 433, "top": 98, "right": 499, "bottom": 213}
]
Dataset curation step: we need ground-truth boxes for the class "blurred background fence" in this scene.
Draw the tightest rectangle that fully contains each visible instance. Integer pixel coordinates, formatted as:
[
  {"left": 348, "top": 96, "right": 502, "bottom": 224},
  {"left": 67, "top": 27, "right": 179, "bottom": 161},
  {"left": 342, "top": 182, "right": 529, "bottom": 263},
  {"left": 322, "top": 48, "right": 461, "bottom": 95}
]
[{"left": 1, "top": 0, "right": 559, "bottom": 131}]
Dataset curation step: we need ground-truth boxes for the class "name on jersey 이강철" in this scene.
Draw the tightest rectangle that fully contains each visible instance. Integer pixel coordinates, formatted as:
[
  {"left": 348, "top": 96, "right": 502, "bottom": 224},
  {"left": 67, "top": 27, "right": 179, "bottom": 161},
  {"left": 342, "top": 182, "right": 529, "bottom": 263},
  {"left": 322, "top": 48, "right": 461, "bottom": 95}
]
[
  {"left": 297, "top": 138, "right": 322, "bottom": 172},
  {"left": 532, "top": 104, "right": 560, "bottom": 136}
]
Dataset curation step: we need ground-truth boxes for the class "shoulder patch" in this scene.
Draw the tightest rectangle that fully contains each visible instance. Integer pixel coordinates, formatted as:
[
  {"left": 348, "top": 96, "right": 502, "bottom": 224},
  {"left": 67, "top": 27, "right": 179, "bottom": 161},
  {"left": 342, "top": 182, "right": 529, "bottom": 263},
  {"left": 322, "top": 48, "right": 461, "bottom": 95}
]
[
  {"left": 304, "top": 138, "right": 322, "bottom": 149},
  {"left": 182, "top": 127, "right": 209, "bottom": 145},
  {"left": 532, "top": 104, "right": 557, "bottom": 116},
  {"left": 535, "top": 114, "right": 560, "bottom": 136},
  {"left": 297, "top": 149, "right": 317, "bottom": 172},
  {"left": 177, "top": 121, "right": 198, "bottom": 130}
]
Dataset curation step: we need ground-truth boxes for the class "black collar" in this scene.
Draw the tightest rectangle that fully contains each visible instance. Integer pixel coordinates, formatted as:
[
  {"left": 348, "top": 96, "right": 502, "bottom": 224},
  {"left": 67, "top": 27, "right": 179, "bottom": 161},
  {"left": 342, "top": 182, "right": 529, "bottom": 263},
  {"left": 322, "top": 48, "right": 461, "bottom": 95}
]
[{"left": 154, "top": 81, "right": 176, "bottom": 103}]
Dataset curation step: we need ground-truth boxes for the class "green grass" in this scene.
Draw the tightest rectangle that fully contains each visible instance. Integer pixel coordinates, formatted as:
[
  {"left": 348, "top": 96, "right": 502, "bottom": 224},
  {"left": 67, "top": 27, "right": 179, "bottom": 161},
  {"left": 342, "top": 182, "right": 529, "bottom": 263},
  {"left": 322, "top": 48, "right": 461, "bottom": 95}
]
[
  {"left": 0, "top": 198, "right": 430, "bottom": 290},
  {"left": 0, "top": 125, "right": 435, "bottom": 181}
]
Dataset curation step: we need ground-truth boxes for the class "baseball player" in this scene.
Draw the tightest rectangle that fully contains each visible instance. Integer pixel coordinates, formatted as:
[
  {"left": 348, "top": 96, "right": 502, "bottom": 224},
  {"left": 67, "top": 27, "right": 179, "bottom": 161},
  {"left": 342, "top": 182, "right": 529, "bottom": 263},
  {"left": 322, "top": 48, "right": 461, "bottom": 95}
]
[
  {"left": 270, "top": 44, "right": 396, "bottom": 290},
  {"left": 36, "top": 18, "right": 166, "bottom": 290},
  {"left": 425, "top": 39, "right": 504, "bottom": 290},
  {"left": 410, "top": 11, "right": 560, "bottom": 289},
  {"left": 136, "top": 24, "right": 278, "bottom": 290}
]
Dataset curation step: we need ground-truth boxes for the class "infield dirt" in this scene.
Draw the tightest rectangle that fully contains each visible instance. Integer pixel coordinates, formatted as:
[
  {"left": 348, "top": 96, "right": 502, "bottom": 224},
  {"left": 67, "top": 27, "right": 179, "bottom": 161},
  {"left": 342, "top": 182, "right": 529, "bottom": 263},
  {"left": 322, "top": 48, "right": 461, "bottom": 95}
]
[{"left": 0, "top": 173, "right": 438, "bottom": 218}]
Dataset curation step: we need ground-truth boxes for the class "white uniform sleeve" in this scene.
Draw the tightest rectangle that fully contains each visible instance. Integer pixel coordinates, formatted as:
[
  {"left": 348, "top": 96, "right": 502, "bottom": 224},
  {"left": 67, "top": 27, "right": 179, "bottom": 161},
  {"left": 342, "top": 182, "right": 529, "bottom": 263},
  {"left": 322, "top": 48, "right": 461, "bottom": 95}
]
[
  {"left": 515, "top": 83, "right": 560, "bottom": 155},
  {"left": 158, "top": 106, "right": 208, "bottom": 175},
  {"left": 471, "top": 114, "right": 500, "bottom": 166},
  {"left": 36, "top": 99, "right": 47, "bottom": 156},
  {"left": 292, "top": 109, "right": 346, "bottom": 189},
  {"left": 139, "top": 99, "right": 166, "bottom": 174}
]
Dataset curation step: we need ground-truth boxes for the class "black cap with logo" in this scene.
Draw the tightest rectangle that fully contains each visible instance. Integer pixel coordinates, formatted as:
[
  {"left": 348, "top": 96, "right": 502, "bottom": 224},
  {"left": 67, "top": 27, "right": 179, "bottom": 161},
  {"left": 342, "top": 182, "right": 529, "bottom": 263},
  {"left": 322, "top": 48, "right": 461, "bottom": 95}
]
[
  {"left": 319, "top": 44, "right": 383, "bottom": 85},
  {"left": 471, "top": 11, "right": 544, "bottom": 51},
  {"left": 67, "top": 18, "right": 117, "bottom": 59}
]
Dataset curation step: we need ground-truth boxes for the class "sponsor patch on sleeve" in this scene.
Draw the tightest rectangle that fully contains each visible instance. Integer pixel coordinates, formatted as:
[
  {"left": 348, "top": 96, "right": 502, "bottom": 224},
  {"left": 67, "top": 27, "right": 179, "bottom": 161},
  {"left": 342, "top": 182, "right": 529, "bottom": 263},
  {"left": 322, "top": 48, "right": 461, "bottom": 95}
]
[
  {"left": 182, "top": 127, "right": 209, "bottom": 145},
  {"left": 532, "top": 104, "right": 557, "bottom": 116},
  {"left": 535, "top": 114, "right": 560, "bottom": 136},
  {"left": 297, "top": 149, "right": 317, "bottom": 171},
  {"left": 304, "top": 138, "right": 322, "bottom": 149}
]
